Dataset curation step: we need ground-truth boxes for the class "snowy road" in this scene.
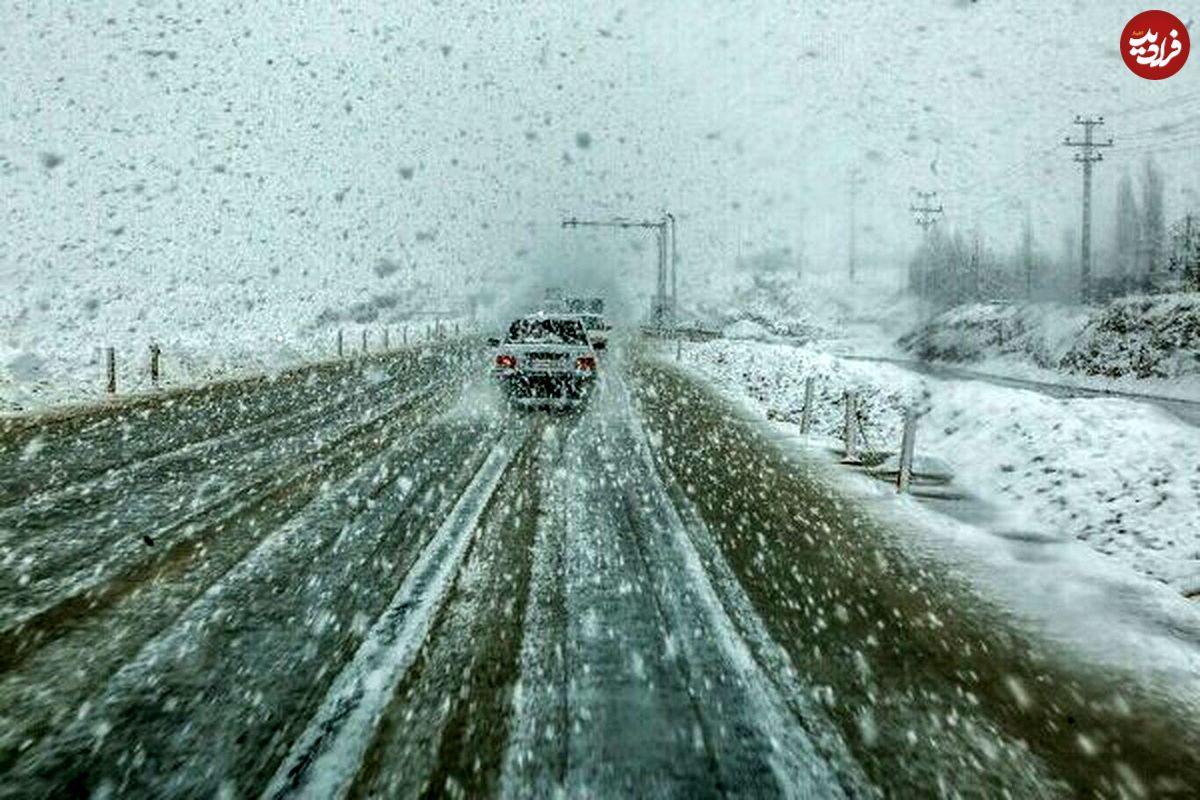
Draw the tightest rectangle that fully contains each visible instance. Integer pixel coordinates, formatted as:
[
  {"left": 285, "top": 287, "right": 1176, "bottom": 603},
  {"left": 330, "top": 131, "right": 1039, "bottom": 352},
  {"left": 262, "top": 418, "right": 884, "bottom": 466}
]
[
  {"left": 841, "top": 354, "right": 1200, "bottom": 428},
  {"left": 1, "top": 343, "right": 1198, "bottom": 798}
]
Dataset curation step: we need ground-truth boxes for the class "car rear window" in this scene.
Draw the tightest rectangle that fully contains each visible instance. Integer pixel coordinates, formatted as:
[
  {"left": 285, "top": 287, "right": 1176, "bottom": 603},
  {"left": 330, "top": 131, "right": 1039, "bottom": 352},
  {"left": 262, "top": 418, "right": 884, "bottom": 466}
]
[{"left": 507, "top": 318, "right": 588, "bottom": 344}]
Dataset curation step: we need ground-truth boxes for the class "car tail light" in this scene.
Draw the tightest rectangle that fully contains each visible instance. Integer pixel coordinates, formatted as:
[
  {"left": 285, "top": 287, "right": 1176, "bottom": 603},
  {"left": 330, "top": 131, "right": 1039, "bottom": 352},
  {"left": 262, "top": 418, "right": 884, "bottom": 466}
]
[
  {"left": 576, "top": 356, "right": 596, "bottom": 371},
  {"left": 496, "top": 354, "right": 517, "bottom": 369}
]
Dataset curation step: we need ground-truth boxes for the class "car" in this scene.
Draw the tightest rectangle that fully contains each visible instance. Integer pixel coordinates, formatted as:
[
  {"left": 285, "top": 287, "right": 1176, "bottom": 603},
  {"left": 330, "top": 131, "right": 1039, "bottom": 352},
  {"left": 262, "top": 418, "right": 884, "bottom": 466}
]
[
  {"left": 491, "top": 313, "right": 599, "bottom": 404},
  {"left": 579, "top": 313, "right": 610, "bottom": 350}
]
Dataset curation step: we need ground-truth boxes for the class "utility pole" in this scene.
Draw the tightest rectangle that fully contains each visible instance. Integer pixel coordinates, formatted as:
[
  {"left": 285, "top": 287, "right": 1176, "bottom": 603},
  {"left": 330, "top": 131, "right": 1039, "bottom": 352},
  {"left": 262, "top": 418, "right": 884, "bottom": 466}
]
[
  {"left": 667, "top": 212, "right": 677, "bottom": 320},
  {"left": 1063, "top": 115, "right": 1113, "bottom": 302},
  {"left": 909, "top": 191, "right": 944, "bottom": 304},
  {"left": 562, "top": 214, "right": 675, "bottom": 328}
]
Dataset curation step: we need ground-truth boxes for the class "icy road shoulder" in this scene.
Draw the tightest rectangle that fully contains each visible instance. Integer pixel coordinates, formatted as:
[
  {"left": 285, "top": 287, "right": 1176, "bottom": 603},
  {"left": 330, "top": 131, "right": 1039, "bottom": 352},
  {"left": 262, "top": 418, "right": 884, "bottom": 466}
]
[{"left": 678, "top": 336, "right": 1200, "bottom": 597}]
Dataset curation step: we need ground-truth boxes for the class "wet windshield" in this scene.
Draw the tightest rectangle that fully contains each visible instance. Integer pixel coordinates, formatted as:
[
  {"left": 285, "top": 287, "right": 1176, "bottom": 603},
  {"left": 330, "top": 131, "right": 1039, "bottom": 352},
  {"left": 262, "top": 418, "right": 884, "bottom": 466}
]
[{"left": 2, "top": 3, "right": 1199, "bottom": 798}]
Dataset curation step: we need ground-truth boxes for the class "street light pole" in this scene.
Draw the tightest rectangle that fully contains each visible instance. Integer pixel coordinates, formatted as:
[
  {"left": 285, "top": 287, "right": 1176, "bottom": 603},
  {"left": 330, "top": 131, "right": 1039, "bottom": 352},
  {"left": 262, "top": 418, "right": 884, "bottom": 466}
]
[{"left": 562, "top": 213, "right": 677, "bottom": 329}]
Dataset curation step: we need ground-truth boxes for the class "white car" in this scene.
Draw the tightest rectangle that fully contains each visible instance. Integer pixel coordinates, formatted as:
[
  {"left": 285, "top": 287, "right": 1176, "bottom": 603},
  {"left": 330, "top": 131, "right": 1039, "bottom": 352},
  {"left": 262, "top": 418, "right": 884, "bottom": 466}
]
[
  {"left": 491, "top": 314, "right": 599, "bottom": 404},
  {"left": 579, "top": 314, "right": 610, "bottom": 351}
]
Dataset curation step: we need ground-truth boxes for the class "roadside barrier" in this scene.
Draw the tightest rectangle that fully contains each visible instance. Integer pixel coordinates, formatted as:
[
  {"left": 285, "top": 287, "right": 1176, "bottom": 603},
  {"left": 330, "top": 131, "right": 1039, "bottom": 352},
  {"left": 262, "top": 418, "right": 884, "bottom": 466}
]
[{"left": 794, "top": 372, "right": 924, "bottom": 494}]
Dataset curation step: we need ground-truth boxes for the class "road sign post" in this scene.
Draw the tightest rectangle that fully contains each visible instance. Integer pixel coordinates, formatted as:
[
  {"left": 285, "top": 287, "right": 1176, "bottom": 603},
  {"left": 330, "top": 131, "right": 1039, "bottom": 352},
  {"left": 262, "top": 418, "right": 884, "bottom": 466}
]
[
  {"left": 897, "top": 407, "right": 917, "bottom": 493},
  {"left": 105, "top": 347, "right": 116, "bottom": 394},
  {"left": 149, "top": 344, "right": 161, "bottom": 387},
  {"left": 842, "top": 391, "right": 861, "bottom": 464},
  {"left": 800, "top": 377, "right": 814, "bottom": 433}
]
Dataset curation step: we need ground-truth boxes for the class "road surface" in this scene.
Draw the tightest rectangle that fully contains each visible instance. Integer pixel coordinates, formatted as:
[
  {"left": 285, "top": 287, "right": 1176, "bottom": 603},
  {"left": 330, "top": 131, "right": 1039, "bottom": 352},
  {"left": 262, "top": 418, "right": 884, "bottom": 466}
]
[{"left": 0, "top": 342, "right": 1197, "bottom": 798}]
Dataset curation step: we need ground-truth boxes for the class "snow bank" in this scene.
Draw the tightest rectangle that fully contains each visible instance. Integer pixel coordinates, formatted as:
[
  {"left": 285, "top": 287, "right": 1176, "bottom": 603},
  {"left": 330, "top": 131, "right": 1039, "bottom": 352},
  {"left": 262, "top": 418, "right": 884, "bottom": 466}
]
[
  {"left": 898, "top": 302, "right": 1090, "bottom": 368},
  {"left": 690, "top": 272, "right": 828, "bottom": 341},
  {"left": 1061, "top": 293, "right": 1200, "bottom": 381},
  {"left": 899, "top": 294, "right": 1200, "bottom": 390},
  {"left": 686, "top": 268, "right": 915, "bottom": 345},
  {"left": 0, "top": 317, "right": 466, "bottom": 415},
  {"left": 682, "top": 337, "right": 1200, "bottom": 596}
]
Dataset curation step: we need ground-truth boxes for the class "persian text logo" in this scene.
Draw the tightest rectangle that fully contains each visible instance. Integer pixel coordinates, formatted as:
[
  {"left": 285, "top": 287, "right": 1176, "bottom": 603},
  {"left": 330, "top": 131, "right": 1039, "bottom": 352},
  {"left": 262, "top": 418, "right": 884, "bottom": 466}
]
[{"left": 1122, "top": 10, "right": 1189, "bottom": 80}]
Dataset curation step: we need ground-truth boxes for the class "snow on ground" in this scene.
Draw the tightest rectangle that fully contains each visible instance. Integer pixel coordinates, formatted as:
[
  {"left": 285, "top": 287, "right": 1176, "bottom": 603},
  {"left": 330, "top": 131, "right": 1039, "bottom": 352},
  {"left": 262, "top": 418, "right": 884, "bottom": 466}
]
[
  {"left": 896, "top": 294, "right": 1200, "bottom": 401},
  {"left": 0, "top": 318, "right": 466, "bottom": 415},
  {"left": 681, "top": 336, "right": 1200, "bottom": 596}
]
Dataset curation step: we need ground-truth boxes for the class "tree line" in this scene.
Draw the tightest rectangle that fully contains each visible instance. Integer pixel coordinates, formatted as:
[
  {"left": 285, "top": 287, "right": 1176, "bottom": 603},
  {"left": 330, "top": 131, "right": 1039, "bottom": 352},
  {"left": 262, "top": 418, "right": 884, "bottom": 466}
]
[{"left": 909, "top": 158, "right": 1200, "bottom": 307}]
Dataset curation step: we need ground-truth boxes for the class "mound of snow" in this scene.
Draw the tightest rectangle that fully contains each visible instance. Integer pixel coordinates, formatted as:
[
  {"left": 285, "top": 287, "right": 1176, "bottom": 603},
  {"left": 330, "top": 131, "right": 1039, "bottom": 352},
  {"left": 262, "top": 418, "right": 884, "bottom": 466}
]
[
  {"left": 690, "top": 272, "right": 829, "bottom": 341},
  {"left": 899, "top": 294, "right": 1200, "bottom": 386},
  {"left": 898, "top": 303, "right": 1089, "bottom": 368},
  {"left": 1061, "top": 294, "right": 1200, "bottom": 380},
  {"left": 722, "top": 319, "right": 775, "bottom": 341},
  {"left": 680, "top": 337, "right": 1200, "bottom": 595}
]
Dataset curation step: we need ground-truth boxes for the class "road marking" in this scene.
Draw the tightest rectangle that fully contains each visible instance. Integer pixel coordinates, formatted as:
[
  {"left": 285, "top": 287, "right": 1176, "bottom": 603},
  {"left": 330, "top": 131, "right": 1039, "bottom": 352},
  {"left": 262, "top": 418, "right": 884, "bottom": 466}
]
[{"left": 263, "top": 428, "right": 520, "bottom": 800}]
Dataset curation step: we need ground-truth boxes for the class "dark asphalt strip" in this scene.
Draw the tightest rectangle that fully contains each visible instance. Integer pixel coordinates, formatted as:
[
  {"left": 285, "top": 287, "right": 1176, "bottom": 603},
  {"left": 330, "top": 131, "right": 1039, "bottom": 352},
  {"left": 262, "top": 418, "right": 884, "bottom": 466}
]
[
  {"left": 0, "top": 353, "right": 433, "bottom": 507},
  {"left": 0, "top": 395, "right": 497, "bottom": 800},
  {"left": 0, "top": 395, "right": 463, "bottom": 774},
  {"left": 631, "top": 355, "right": 1200, "bottom": 798},
  {"left": 2, "top": 364, "right": 411, "bottom": 535},
  {"left": 4, "top": 415, "right": 500, "bottom": 799},
  {"left": 0, "top": 375, "right": 454, "bottom": 667},
  {"left": 500, "top": 370, "right": 858, "bottom": 798},
  {"left": 345, "top": 418, "right": 546, "bottom": 799}
]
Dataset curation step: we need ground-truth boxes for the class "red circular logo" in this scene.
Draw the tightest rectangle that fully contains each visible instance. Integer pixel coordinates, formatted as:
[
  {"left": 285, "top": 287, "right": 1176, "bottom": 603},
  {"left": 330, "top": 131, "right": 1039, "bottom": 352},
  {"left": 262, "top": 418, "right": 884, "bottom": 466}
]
[{"left": 1122, "top": 10, "right": 1190, "bottom": 80}]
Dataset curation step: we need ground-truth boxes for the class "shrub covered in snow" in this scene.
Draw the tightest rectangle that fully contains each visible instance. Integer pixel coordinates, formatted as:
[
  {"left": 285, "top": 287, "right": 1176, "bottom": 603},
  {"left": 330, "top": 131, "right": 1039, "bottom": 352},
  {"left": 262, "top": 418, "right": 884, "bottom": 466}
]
[
  {"left": 1060, "top": 294, "right": 1200, "bottom": 380},
  {"left": 690, "top": 272, "right": 830, "bottom": 341},
  {"left": 898, "top": 303, "right": 1088, "bottom": 368},
  {"left": 899, "top": 294, "right": 1200, "bottom": 382}
]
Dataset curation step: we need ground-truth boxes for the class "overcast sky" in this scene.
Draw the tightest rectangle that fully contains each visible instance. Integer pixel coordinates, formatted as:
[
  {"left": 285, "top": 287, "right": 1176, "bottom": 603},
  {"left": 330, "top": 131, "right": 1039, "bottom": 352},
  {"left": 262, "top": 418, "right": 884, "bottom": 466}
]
[{"left": 3, "top": 1, "right": 1199, "bottom": 333}]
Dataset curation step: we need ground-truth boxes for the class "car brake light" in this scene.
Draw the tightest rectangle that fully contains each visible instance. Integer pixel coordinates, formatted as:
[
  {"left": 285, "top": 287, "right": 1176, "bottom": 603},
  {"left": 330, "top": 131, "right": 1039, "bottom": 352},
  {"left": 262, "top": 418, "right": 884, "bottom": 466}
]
[
  {"left": 576, "top": 356, "right": 596, "bottom": 371},
  {"left": 496, "top": 354, "right": 517, "bottom": 369}
]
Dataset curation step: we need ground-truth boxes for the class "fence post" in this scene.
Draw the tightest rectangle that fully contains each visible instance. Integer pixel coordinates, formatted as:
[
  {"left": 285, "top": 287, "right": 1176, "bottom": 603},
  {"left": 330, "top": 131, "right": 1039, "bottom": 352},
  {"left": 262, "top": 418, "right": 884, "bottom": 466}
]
[
  {"left": 454, "top": 322, "right": 459, "bottom": 336},
  {"left": 105, "top": 347, "right": 116, "bottom": 394},
  {"left": 842, "top": 391, "right": 861, "bottom": 463},
  {"left": 337, "top": 329, "right": 344, "bottom": 358},
  {"left": 800, "top": 376, "right": 814, "bottom": 433},
  {"left": 675, "top": 338, "right": 682, "bottom": 361},
  {"left": 149, "top": 343, "right": 161, "bottom": 387},
  {"left": 383, "top": 327, "right": 390, "bottom": 350},
  {"left": 361, "top": 329, "right": 368, "bottom": 355},
  {"left": 897, "top": 407, "right": 917, "bottom": 493},
  {"left": 403, "top": 324, "right": 408, "bottom": 345}
]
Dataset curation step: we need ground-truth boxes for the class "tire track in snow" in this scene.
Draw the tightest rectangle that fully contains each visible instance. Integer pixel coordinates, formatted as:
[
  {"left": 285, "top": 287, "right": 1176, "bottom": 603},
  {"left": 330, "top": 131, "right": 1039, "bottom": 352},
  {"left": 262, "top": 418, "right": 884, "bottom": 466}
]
[
  {"left": 499, "top": 421, "right": 570, "bottom": 798},
  {"left": 0, "top": 376, "right": 450, "bottom": 665},
  {"left": 0, "top": 398, "right": 471, "bottom": 792},
  {"left": 501, "top": 366, "right": 854, "bottom": 798},
  {"left": 0, "top": 358, "right": 413, "bottom": 535},
  {"left": 263, "top": 422, "right": 526, "bottom": 800}
]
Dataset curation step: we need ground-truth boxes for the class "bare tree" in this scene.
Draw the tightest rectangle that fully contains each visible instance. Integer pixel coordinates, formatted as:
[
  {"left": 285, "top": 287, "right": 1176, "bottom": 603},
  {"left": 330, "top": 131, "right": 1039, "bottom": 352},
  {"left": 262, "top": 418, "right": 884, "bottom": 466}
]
[
  {"left": 1115, "top": 171, "right": 1140, "bottom": 279},
  {"left": 1141, "top": 158, "right": 1166, "bottom": 279}
]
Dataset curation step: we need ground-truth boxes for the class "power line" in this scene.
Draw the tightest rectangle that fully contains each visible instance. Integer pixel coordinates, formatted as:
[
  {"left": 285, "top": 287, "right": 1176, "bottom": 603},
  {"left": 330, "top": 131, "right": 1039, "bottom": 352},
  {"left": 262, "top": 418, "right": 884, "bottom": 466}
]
[
  {"left": 1063, "top": 115, "right": 1114, "bottom": 301},
  {"left": 909, "top": 191, "right": 944, "bottom": 304},
  {"left": 909, "top": 190, "right": 944, "bottom": 231}
]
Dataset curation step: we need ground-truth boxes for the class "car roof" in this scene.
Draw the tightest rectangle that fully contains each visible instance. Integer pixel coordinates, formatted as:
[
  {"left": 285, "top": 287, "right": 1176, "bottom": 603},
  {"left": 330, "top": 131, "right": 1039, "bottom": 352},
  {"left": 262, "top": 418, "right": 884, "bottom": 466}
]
[{"left": 513, "top": 312, "right": 586, "bottom": 323}]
